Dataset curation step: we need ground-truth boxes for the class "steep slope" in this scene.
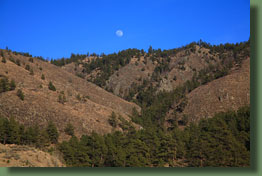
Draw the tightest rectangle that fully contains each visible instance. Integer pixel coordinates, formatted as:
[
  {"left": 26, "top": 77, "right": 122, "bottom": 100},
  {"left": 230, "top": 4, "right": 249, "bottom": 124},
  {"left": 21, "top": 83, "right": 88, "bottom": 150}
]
[
  {"left": 0, "top": 143, "right": 64, "bottom": 167},
  {"left": 61, "top": 43, "right": 246, "bottom": 103},
  {"left": 105, "top": 45, "right": 221, "bottom": 97},
  {"left": 0, "top": 50, "right": 140, "bottom": 139},
  {"left": 170, "top": 57, "right": 250, "bottom": 125}
]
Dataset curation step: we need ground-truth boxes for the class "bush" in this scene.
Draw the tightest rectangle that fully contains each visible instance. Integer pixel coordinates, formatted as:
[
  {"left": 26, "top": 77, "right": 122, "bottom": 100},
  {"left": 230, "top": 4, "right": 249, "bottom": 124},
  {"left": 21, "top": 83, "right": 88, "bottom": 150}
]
[
  {"left": 29, "top": 69, "right": 34, "bottom": 75},
  {"left": 29, "top": 57, "right": 34, "bottom": 63},
  {"left": 0, "top": 77, "right": 16, "bottom": 92},
  {"left": 10, "top": 79, "right": 16, "bottom": 90},
  {"left": 25, "top": 65, "right": 30, "bottom": 71},
  {"left": 48, "top": 81, "right": 56, "bottom": 91},
  {"left": 16, "top": 89, "right": 24, "bottom": 100},
  {"left": 76, "top": 94, "right": 81, "bottom": 101},
  {"left": 58, "top": 92, "right": 66, "bottom": 104},
  {"left": 15, "top": 59, "right": 21, "bottom": 66},
  {"left": 41, "top": 74, "right": 45, "bottom": 80},
  {"left": 1, "top": 57, "right": 6, "bottom": 63}
]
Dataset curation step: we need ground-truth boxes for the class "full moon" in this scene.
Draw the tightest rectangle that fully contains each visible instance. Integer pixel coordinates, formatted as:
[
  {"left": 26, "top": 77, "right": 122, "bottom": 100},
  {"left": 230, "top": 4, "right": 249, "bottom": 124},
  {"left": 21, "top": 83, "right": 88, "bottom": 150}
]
[{"left": 116, "top": 30, "right": 123, "bottom": 37}]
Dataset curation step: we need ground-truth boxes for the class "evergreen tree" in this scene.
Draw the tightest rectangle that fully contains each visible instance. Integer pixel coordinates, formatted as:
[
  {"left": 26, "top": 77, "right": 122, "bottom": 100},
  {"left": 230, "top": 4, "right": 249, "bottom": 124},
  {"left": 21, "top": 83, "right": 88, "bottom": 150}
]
[
  {"left": 148, "top": 45, "right": 153, "bottom": 54},
  {"left": 41, "top": 74, "right": 45, "bottom": 80},
  {"left": 108, "top": 112, "right": 117, "bottom": 128},
  {"left": 16, "top": 89, "right": 24, "bottom": 100},
  {"left": 64, "top": 123, "right": 74, "bottom": 136},
  {"left": 9, "top": 79, "right": 16, "bottom": 90},
  {"left": 48, "top": 81, "right": 56, "bottom": 91},
  {"left": 46, "top": 121, "right": 59, "bottom": 144}
]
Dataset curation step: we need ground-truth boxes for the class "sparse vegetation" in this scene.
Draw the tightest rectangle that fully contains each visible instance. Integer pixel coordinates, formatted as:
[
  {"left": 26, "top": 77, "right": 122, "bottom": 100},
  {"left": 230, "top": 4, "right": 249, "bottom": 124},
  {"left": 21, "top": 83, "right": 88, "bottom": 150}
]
[{"left": 0, "top": 39, "right": 250, "bottom": 167}]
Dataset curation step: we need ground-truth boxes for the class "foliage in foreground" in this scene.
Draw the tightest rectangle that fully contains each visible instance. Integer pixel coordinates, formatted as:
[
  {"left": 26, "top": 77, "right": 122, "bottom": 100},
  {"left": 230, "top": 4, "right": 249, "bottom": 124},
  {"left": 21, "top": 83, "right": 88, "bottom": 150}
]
[
  {"left": 58, "top": 106, "right": 250, "bottom": 167},
  {"left": 0, "top": 107, "right": 250, "bottom": 167}
]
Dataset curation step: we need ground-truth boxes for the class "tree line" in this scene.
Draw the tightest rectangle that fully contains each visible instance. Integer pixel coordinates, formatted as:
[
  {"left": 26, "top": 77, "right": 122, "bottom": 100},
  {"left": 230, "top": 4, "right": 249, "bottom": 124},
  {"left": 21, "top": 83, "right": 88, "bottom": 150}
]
[
  {"left": 59, "top": 106, "right": 250, "bottom": 167},
  {"left": 0, "top": 105, "right": 250, "bottom": 167}
]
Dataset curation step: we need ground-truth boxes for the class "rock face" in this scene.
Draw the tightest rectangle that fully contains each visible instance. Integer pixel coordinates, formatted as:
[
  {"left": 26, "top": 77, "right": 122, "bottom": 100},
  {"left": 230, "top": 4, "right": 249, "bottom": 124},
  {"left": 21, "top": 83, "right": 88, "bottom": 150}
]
[
  {"left": 0, "top": 50, "right": 140, "bottom": 140},
  {"left": 0, "top": 144, "right": 64, "bottom": 167},
  {"left": 173, "top": 58, "right": 250, "bottom": 124}
]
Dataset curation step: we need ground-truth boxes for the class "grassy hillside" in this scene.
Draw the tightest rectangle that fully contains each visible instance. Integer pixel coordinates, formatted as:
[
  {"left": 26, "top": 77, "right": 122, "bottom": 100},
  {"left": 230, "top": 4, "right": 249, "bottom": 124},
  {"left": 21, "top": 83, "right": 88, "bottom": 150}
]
[{"left": 0, "top": 49, "right": 140, "bottom": 139}]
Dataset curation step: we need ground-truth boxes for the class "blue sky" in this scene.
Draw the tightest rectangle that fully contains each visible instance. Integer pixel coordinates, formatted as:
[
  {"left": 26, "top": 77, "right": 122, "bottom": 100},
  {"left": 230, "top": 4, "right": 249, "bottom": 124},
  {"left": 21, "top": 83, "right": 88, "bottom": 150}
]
[{"left": 0, "top": 0, "right": 250, "bottom": 59}]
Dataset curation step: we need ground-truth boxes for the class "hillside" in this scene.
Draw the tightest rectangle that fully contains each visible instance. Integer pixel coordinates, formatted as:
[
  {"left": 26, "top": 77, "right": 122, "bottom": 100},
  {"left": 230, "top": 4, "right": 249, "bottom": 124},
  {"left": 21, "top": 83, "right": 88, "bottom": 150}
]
[
  {"left": 0, "top": 143, "right": 64, "bottom": 167},
  {"left": 167, "top": 57, "right": 250, "bottom": 127},
  {"left": 58, "top": 41, "right": 250, "bottom": 127},
  {"left": 0, "top": 50, "right": 140, "bottom": 140},
  {"left": 0, "top": 40, "right": 250, "bottom": 167}
]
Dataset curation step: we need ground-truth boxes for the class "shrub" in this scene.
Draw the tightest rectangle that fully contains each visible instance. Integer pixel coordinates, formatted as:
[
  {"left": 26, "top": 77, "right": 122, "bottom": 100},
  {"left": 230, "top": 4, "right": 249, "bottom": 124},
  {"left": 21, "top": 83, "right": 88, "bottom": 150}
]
[
  {"left": 10, "top": 79, "right": 16, "bottom": 90},
  {"left": 9, "top": 57, "right": 15, "bottom": 63},
  {"left": 48, "top": 81, "right": 56, "bottom": 91},
  {"left": 29, "top": 69, "right": 34, "bottom": 75},
  {"left": 0, "top": 77, "right": 9, "bottom": 93},
  {"left": 17, "top": 89, "right": 24, "bottom": 100},
  {"left": 25, "top": 65, "right": 30, "bottom": 71},
  {"left": 1, "top": 57, "right": 6, "bottom": 63},
  {"left": 29, "top": 57, "right": 34, "bottom": 63},
  {"left": 58, "top": 91, "right": 66, "bottom": 104},
  {"left": 41, "top": 74, "right": 45, "bottom": 80},
  {"left": 76, "top": 94, "right": 81, "bottom": 101},
  {"left": 15, "top": 59, "right": 21, "bottom": 66}
]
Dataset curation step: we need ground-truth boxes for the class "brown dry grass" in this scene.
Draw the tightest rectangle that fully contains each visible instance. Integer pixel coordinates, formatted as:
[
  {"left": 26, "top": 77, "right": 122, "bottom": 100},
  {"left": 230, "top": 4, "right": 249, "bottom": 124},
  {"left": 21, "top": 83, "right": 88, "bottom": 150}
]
[
  {"left": 174, "top": 57, "right": 250, "bottom": 124},
  {"left": 0, "top": 50, "right": 140, "bottom": 140},
  {"left": 0, "top": 143, "right": 64, "bottom": 167}
]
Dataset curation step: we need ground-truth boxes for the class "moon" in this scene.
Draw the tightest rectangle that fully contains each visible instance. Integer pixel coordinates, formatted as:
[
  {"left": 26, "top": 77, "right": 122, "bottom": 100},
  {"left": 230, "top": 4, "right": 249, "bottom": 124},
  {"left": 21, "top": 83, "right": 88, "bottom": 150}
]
[{"left": 116, "top": 30, "right": 123, "bottom": 37}]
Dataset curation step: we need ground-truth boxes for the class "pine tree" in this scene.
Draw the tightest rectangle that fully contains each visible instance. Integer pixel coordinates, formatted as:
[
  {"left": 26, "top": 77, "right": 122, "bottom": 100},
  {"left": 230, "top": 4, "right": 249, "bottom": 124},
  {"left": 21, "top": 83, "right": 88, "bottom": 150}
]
[
  {"left": 41, "top": 74, "right": 45, "bottom": 80},
  {"left": 46, "top": 121, "right": 59, "bottom": 144},
  {"left": 48, "top": 81, "right": 56, "bottom": 91},
  {"left": 64, "top": 123, "right": 74, "bottom": 136},
  {"left": 9, "top": 79, "right": 16, "bottom": 90},
  {"left": 16, "top": 89, "right": 24, "bottom": 100},
  {"left": 108, "top": 112, "right": 117, "bottom": 128}
]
